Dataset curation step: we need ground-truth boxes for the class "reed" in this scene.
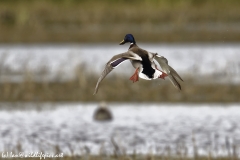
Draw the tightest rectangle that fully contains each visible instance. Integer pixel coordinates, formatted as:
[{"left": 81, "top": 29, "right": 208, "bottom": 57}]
[{"left": 0, "top": 136, "right": 238, "bottom": 160}]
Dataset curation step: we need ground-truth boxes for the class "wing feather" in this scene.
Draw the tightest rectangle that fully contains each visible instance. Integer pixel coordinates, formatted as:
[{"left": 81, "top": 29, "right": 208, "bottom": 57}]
[
  {"left": 168, "top": 74, "right": 181, "bottom": 90},
  {"left": 93, "top": 64, "right": 113, "bottom": 95},
  {"left": 93, "top": 51, "right": 141, "bottom": 95},
  {"left": 154, "top": 55, "right": 183, "bottom": 90},
  {"left": 169, "top": 66, "right": 184, "bottom": 82}
]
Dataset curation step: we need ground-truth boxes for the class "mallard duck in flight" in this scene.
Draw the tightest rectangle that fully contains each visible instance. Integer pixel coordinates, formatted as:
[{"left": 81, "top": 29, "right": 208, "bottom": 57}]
[{"left": 93, "top": 34, "right": 183, "bottom": 95}]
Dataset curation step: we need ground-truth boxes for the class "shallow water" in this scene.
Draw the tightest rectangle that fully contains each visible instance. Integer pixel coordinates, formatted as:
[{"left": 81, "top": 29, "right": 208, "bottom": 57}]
[
  {"left": 0, "top": 44, "right": 240, "bottom": 83},
  {"left": 0, "top": 103, "right": 239, "bottom": 155}
]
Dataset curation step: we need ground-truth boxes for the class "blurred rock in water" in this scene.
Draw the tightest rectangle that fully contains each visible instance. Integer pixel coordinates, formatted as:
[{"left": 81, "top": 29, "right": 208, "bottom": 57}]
[{"left": 93, "top": 101, "right": 112, "bottom": 121}]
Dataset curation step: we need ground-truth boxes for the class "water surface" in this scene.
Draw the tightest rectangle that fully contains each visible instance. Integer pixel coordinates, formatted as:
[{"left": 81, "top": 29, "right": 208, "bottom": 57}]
[
  {"left": 0, "top": 44, "right": 240, "bottom": 83},
  {"left": 0, "top": 103, "right": 239, "bottom": 155}
]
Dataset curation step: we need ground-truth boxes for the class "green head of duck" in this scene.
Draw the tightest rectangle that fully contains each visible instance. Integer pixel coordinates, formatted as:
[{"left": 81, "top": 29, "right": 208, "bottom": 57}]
[{"left": 119, "top": 34, "right": 136, "bottom": 45}]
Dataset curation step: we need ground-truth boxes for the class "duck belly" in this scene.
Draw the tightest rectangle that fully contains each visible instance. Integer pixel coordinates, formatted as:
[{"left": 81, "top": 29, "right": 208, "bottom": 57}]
[
  {"left": 139, "top": 69, "right": 162, "bottom": 80},
  {"left": 130, "top": 60, "right": 162, "bottom": 80}
]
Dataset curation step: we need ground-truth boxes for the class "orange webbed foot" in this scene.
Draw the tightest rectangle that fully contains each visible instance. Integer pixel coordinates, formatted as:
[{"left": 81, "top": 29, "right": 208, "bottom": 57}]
[
  {"left": 155, "top": 65, "right": 168, "bottom": 80},
  {"left": 159, "top": 72, "right": 168, "bottom": 80},
  {"left": 129, "top": 68, "right": 139, "bottom": 83}
]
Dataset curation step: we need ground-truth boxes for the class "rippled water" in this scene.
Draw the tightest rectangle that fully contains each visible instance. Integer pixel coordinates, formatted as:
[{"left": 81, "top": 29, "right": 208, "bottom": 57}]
[
  {"left": 0, "top": 103, "right": 240, "bottom": 155},
  {"left": 0, "top": 44, "right": 240, "bottom": 83}
]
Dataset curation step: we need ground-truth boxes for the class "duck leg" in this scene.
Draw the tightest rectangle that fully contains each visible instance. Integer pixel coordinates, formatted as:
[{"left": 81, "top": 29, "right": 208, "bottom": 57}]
[
  {"left": 129, "top": 68, "right": 139, "bottom": 83},
  {"left": 159, "top": 72, "right": 168, "bottom": 79},
  {"left": 155, "top": 64, "right": 168, "bottom": 79}
]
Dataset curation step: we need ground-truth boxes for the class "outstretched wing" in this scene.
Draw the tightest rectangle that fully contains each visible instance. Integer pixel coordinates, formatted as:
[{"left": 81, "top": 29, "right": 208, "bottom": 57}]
[
  {"left": 154, "top": 55, "right": 183, "bottom": 90},
  {"left": 168, "top": 74, "right": 181, "bottom": 90},
  {"left": 93, "top": 51, "right": 142, "bottom": 95},
  {"left": 93, "top": 63, "right": 114, "bottom": 95},
  {"left": 169, "top": 65, "right": 183, "bottom": 82}
]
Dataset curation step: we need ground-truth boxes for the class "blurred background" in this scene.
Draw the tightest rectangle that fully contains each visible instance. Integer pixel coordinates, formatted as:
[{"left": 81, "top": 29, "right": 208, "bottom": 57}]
[{"left": 0, "top": 0, "right": 240, "bottom": 159}]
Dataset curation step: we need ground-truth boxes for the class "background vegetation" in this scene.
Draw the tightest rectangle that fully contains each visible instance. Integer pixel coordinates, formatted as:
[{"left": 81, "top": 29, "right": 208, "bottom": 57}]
[
  {"left": 0, "top": 68, "right": 239, "bottom": 102},
  {"left": 1, "top": 0, "right": 240, "bottom": 43}
]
